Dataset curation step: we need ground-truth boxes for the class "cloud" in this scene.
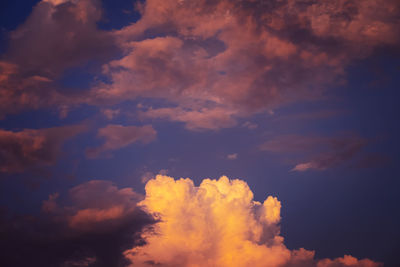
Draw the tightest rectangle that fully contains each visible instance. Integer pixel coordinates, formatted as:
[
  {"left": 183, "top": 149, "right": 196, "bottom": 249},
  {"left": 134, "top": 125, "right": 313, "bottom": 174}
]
[
  {"left": 1, "top": 0, "right": 399, "bottom": 125},
  {"left": 260, "top": 134, "right": 325, "bottom": 154},
  {"left": 86, "top": 124, "right": 156, "bottom": 158},
  {"left": 46, "top": 180, "right": 148, "bottom": 232},
  {"left": 141, "top": 106, "right": 237, "bottom": 131},
  {"left": 260, "top": 134, "right": 369, "bottom": 171},
  {"left": 140, "top": 169, "right": 169, "bottom": 184},
  {"left": 88, "top": 0, "right": 400, "bottom": 130},
  {"left": 102, "top": 108, "right": 120, "bottom": 120},
  {"left": 0, "top": 175, "right": 382, "bottom": 266},
  {"left": 0, "top": 0, "right": 115, "bottom": 118},
  {"left": 317, "top": 255, "right": 382, "bottom": 267},
  {"left": 6, "top": 0, "right": 114, "bottom": 74},
  {"left": 242, "top": 121, "right": 258, "bottom": 130},
  {"left": 0, "top": 124, "right": 85, "bottom": 173},
  {"left": 0, "top": 180, "right": 154, "bottom": 267},
  {"left": 124, "top": 175, "right": 381, "bottom": 267},
  {"left": 227, "top": 153, "right": 238, "bottom": 160}
]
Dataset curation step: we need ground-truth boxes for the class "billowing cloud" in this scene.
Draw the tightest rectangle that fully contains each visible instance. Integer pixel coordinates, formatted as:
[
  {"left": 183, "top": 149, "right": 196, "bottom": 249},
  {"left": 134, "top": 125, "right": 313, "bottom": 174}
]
[
  {"left": 1, "top": 0, "right": 399, "bottom": 126},
  {"left": 6, "top": 0, "right": 113, "bottom": 73},
  {"left": 0, "top": 180, "right": 154, "bottom": 267},
  {"left": 124, "top": 175, "right": 381, "bottom": 267},
  {"left": 89, "top": 0, "right": 400, "bottom": 130},
  {"left": 260, "top": 134, "right": 371, "bottom": 171},
  {"left": 0, "top": 125, "right": 85, "bottom": 173},
  {"left": 44, "top": 180, "right": 148, "bottom": 232},
  {"left": 86, "top": 124, "right": 156, "bottom": 158}
]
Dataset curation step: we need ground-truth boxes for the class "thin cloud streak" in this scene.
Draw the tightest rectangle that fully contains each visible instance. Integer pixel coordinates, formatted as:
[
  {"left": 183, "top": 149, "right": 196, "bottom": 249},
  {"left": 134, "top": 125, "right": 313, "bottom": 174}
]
[
  {"left": 86, "top": 124, "right": 157, "bottom": 158},
  {"left": 260, "top": 133, "right": 374, "bottom": 171}
]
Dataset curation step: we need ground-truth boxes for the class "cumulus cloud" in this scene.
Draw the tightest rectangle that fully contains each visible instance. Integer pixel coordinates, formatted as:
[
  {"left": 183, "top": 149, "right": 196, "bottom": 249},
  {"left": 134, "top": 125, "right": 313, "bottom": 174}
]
[
  {"left": 0, "top": 124, "right": 85, "bottom": 173},
  {"left": 86, "top": 124, "right": 156, "bottom": 158},
  {"left": 260, "top": 134, "right": 371, "bottom": 171},
  {"left": 0, "top": 180, "right": 154, "bottom": 267},
  {"left": 124, "top": 175, "right": 381, "bottom": 267},
  {"left": 0, "top": 175, "right": 383, "bottom": 266}
]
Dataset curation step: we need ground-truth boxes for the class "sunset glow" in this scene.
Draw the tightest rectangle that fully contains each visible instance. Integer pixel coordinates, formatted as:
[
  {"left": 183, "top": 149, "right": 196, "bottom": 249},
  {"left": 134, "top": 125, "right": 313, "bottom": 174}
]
[{"left": 0, "top": 0, "right": 399, "bottom": 266}]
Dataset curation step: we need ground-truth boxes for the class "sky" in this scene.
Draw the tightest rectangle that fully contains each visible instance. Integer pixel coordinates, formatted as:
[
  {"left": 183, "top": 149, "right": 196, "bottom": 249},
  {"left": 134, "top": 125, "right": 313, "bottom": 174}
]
[{"left": 0, "top": 0, "right": 399, "bottom": 266}]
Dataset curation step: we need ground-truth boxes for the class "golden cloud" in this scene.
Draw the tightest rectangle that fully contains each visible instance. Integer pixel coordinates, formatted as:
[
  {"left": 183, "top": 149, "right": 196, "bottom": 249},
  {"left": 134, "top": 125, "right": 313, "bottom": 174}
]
[{"left": 124, "top": 175, "right": 380, "bottom": 267}]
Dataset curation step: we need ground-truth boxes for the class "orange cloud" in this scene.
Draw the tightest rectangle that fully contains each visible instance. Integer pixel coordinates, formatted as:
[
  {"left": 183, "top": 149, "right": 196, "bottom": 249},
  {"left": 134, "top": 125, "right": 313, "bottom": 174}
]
[
  {"left": 42, "top": 180, "right": 152, "bottom": 233},
  {"left": 124, "top": 175, "right": 381, "bottom": 267}
]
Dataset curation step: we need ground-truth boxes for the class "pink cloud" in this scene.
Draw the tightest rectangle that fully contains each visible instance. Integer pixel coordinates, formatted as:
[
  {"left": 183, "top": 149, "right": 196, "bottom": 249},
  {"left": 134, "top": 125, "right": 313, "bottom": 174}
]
[
  {"left": 0, "top": 0, "right": 115, "bottom": 118},
  {"left": 88, "top": 0, "right": 400, "bottom": 130},
  {"left": 0, "top": 0, "right": 398, "bottom": 126},
  {"left": 61, "top": 180, "right": 144, "bottom": 231},
  {"left": 86, "top": 124, "right": 156, "bottom": 158}
]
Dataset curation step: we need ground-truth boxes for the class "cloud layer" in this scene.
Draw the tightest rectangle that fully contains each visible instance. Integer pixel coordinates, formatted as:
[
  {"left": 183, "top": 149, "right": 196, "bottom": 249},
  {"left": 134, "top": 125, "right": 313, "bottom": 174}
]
[
  {"left": 1, "top": 0, "right": 399, "bottom": 128},
  {"left": 124, "top": 175, "right": 380, "bottom": 267},
  {"left": 90, "top": 0, "right": 400, "bottom": 129}
]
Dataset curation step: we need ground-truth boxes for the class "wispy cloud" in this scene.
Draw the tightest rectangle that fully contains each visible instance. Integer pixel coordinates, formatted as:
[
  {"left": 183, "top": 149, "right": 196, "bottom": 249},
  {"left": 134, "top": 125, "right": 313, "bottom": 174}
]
[
  {"left": 86, "top": 124, "right": 156, "bottom": 158},
  {"left": 260, "top": 133, "right": 375, "bottom": 171}
]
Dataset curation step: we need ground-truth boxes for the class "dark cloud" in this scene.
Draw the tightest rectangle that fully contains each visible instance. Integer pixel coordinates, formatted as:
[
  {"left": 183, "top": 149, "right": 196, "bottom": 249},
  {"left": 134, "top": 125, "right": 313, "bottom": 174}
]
[
  {"left": 260, "top": 133, "right": 374, "bottom": 171},
  {"left": 0, "top": 180, "right": 155, "bottom": 267},
  {"left": 0, "top": 125, "right": 86, "bottom": 173},
  {"left": 0, "top": 0, "right": 116, "bottom": 118},
  {"left": 6, "top": 0, "right": 114, "bottom": 74}
]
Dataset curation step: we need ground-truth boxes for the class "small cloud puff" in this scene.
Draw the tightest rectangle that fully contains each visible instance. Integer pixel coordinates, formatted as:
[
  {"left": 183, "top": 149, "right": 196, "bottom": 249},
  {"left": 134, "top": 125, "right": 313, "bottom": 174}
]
[{"left": 227, "top": 153, "right": 238, "bottom": 160}]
